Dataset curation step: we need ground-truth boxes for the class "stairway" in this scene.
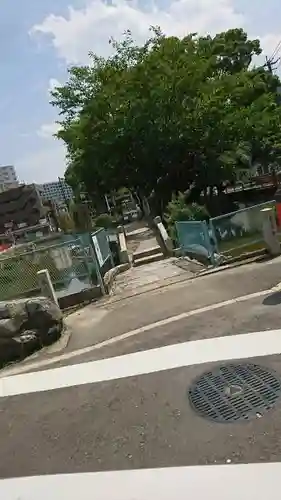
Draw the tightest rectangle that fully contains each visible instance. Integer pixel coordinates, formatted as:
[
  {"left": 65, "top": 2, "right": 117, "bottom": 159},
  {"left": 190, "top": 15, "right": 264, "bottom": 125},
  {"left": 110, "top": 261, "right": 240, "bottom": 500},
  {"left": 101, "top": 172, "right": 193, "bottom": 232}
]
[{"left": 133, "top": 245, "right": 165, "bottom": 267}]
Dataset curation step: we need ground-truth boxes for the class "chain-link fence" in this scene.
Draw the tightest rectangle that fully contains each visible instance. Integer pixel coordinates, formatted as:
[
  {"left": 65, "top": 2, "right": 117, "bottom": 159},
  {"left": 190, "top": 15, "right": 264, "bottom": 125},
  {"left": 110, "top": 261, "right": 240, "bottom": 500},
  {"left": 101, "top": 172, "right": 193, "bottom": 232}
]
[
  {"left": 0, "top": 237, "right": 98, "bottom": 301},
  {"left": 0, "top": 228, "right": 115, "bottom": 302}
]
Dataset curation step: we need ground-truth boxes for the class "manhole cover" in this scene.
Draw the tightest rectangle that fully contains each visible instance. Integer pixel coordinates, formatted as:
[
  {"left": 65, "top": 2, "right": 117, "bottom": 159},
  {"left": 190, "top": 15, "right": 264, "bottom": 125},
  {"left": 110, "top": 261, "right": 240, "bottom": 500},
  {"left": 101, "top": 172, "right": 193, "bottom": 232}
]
[{"left": 188, "top": 363, "right": 281, "bottom": 422}]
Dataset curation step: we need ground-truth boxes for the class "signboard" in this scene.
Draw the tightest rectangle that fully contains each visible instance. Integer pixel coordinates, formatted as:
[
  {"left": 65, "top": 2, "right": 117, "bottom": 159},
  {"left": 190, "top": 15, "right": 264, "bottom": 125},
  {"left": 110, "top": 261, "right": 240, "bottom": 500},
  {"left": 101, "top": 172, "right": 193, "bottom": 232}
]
[{"left": 91, "top": 234, "right": 104, "bottom": 267}]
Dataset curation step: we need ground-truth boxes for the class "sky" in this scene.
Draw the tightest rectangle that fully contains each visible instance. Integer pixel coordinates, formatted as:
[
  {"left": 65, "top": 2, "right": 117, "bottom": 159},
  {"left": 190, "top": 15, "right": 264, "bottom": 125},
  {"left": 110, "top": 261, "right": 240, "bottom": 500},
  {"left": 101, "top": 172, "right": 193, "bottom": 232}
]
[{"left": 0, "top": 0, "right": 281, "bottom": 184}]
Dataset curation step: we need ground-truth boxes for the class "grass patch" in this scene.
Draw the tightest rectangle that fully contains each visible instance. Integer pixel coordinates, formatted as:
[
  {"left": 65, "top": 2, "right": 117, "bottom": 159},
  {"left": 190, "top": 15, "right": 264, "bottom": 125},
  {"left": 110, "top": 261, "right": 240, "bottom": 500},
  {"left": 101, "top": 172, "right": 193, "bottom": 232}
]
[
  {"left": 217, "top": 232, "right": 281, "bottom": 259},
  {"left": 218, "top": 233, "right": 262, "bottom": 253}
]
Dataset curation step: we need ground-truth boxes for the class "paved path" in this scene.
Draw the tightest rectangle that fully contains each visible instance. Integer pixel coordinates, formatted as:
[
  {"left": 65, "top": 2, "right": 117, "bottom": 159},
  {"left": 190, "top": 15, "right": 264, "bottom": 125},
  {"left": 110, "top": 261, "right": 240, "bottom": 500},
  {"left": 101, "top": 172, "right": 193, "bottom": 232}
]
[
  {"left": 3, "top": 257, "right": 281, "bottom": 498},
  {"left": 125, "top": 224, "right": 159, "bottom": 254},
  {"left": 113, "top": 220, "right": 199, "bottom": 296},
  {"left": 110, "top": 257, "right": 196, "bottom": 296}
]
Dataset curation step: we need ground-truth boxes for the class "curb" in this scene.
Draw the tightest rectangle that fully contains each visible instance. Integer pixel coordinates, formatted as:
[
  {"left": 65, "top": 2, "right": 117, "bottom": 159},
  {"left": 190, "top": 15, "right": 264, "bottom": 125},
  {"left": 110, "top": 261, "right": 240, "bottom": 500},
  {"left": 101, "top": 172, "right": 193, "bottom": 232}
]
[
  {"left": 103, "top": 254, "right": 273, "bottom": 304},
  {"left": 104, "top": 262, "right": 131, "bottom": 293},
  {"left": 197, "top": 258, "right": 261, "bottom": 278},
  {"left": 197, "top": 253, "right": 273, "bottom": 278},
  {"left": 20, "top": 324, "right": 72, "bottom": 360},
  {"left": 43, "top": 324, "right": 72, "bottom": 354}
]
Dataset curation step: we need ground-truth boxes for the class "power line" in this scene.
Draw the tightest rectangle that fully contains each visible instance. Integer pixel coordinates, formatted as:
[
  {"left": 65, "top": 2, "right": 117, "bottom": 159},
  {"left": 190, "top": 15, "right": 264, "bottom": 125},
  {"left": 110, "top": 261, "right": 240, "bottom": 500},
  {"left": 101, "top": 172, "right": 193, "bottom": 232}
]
[
  {"left": 270, "top": 39, "right": 281, "bottom": 61},
  {"left": 263, "top": 56, "right": 280, "bottom": 74},
  {"left": 262, "top": 39, "right": 281, "bottom": 74}
]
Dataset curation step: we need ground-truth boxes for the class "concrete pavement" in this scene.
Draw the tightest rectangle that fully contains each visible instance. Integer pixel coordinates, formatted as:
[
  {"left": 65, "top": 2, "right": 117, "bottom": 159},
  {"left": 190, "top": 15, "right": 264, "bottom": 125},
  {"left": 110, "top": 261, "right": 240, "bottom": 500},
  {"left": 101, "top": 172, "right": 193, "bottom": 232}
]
[
  {"left": 65, "top": 255, "right": 281, "bottom": 351},
  {"left": 2, "top": 257, "right": 281, "bottom": 498}
]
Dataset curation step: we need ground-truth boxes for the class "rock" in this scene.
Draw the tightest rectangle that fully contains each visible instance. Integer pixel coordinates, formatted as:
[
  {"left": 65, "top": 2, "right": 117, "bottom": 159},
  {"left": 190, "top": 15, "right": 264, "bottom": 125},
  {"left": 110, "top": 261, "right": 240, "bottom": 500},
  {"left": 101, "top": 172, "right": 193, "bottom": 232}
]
[
  {"left": 0, "top": 298, "right": 29, "bottom": 338},
  {"left": 25, "top": 297, "right": 62, "bottom": 327},
  {"left": 0, "top": 297, "right": 63, "bottom": 367},
  {"left": 14, "top": 330, "right": 41, "bottom": 358},
  {"left": 0, "top": 318, "right": 20, "bottom": 338},
  {"left": 0, "top": 303, "right": 10, "bottom": 320},
  {"left": 0, "top": 337, "right": 22, "bottom": 366}
]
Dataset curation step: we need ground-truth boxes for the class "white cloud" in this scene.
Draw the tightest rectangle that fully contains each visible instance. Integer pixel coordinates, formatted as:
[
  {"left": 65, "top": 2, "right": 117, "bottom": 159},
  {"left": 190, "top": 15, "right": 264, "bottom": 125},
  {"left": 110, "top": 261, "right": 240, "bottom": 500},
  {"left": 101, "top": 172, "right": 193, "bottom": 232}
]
[
  {"left": 258, "top": 34, "right": 281, "bottom": 66},
  {"left": 29, "top": 0, "right": 281, "bottom": 185},
  {"left": 48, "top": 77, "right": 61, "bottom": 93},
  {"left": 31, "top": 0, "right": 244, "bottom": 63},
  {"left": 37, "top": 122, "right": 60, "bottom": 139}
]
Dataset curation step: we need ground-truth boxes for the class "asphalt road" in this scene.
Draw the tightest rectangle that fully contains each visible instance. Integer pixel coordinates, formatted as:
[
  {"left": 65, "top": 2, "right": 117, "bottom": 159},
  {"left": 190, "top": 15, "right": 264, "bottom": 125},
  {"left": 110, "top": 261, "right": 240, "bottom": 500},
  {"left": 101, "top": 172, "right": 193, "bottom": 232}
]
[
  {"left": 2, "top": 258, "right": 281, "bottom": 498},
  {"left": 64, "top": 256, "right": 281, "bottom": 351}
]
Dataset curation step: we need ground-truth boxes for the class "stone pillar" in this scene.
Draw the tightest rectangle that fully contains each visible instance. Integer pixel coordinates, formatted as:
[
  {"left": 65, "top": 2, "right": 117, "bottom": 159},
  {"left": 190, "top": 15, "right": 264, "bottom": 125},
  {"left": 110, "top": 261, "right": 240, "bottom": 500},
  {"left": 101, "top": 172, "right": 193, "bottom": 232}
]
[
  {"left": 154, "top": 216, "right": 173, "bottom": 255},
  {"left": 37, "top": 269, "right": 59, "bottom": 307},
  {"left": 117, "top": 225, "right": 129, "bottom": 264},
  {"left": 261, "top": 207, "right": 280, "bottom": 256}
]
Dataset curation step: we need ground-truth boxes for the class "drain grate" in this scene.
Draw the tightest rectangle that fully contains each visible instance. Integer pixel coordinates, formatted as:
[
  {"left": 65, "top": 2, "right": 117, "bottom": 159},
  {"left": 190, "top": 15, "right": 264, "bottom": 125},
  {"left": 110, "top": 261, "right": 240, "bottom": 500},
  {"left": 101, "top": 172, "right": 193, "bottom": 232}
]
[{"left": 188, "top": 363, "right": 281, "bottom": 423}]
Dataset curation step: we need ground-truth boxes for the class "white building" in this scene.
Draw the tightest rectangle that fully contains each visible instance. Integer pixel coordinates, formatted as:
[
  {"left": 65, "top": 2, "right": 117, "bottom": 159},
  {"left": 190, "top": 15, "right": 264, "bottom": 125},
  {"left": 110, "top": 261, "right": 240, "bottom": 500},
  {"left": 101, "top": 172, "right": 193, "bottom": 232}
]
[
  {"left": 0, "top": 165, "right": 19, "bottom": 192},
  {"left": 38, "top": 179, "right": 73, "bottom": 209}
]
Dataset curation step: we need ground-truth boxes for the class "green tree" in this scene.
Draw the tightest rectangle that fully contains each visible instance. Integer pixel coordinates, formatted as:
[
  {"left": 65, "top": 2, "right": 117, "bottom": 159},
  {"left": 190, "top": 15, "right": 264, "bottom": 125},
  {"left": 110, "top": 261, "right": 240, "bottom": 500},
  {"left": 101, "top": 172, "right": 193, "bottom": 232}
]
[
  {"left": 69, "top": 201, "right": 93, "bottom": 232},
  {"left": 51, "top": 28, "right": 281, "bottom": 213},
  {"left": 56, "top": 211, "right": 75, "bottom": 233}
]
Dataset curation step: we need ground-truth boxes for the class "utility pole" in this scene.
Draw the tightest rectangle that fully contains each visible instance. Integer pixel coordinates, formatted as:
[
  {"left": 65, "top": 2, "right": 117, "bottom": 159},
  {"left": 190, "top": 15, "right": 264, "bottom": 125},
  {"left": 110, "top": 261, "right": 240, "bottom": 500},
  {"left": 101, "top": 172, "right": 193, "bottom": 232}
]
[{"left": 265, "top": 56, "right": 280, "bottom": 74}]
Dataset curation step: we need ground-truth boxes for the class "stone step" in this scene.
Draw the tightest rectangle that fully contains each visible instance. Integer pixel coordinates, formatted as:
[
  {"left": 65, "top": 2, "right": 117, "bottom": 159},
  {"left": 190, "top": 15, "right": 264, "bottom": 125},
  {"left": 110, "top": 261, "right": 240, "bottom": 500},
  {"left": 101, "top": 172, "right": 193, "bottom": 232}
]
[
  {"left": 133, "top": 252, "right": 165, "bottom": 267},
  {"left": 133, "top": 245, "right": 162, "bottom": 261}
]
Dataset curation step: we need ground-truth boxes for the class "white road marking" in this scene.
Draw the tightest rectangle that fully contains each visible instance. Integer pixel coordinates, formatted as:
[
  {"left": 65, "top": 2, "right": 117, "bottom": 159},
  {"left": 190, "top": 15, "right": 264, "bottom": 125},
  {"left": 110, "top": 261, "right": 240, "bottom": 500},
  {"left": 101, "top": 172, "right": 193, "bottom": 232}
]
[
  {"left": 1, "top": 287, "right": 281, "bottom": 495},
  {"left": 272, "top": 281, "right": 281, "bottom": 292},
  {"left": 1, "top": 327, "right": 281, "bottom": 397},
  {"left": 2, "top": 462, "right": 281, "bottom": 500},
  {"left": 0, "top": 288, "right": 272, "bottom": 377}
]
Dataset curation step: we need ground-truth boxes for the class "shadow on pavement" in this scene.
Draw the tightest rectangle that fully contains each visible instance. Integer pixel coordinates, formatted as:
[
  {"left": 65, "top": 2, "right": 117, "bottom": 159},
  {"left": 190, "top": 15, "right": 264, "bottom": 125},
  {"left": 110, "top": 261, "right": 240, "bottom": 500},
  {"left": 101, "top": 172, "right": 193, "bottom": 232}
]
[{"left": 263, "top": 292, "right": 281, "bottom": 306}]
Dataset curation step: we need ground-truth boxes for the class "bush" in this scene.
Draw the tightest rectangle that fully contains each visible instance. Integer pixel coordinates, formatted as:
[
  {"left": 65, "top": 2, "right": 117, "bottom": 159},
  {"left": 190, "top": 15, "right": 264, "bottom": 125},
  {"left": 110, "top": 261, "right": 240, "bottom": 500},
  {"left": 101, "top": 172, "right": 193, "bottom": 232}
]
[
  {"left": 165, "top": 192, "right": 209, "bottom": 241},
  {"left": 94, "top": 213, "right": 116, "bottom": 229}
]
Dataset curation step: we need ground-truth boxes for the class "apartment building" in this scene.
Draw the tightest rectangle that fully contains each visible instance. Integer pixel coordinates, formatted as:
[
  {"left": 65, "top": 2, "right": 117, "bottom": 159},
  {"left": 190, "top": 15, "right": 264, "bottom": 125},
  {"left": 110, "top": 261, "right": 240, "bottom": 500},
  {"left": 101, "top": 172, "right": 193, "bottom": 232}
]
[
  {"left": 0, "top": 184, "right": 47, "bottom": 235},
  {"left": 0, "top": 165, "right": 19, "bottom": 192},
  {"left": 38, "top": 179, "right": 73, "bottom": 209}
]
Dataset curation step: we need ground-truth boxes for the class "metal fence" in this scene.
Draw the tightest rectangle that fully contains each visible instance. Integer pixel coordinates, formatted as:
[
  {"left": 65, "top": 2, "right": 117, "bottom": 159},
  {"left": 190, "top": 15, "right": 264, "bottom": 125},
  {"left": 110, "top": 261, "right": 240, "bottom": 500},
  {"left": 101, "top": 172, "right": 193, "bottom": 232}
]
[
  {"left": 176, "top": 220, "right": 214, "bottom": 262},
  {"left": 0, "top": 228, "right": 114, "bottom": 302},
  {"left": 90, "top": 228, "right": 113, "bottom": 275},
  {"left": 209, "top": 201, "right": 276, "bottom": 256}
]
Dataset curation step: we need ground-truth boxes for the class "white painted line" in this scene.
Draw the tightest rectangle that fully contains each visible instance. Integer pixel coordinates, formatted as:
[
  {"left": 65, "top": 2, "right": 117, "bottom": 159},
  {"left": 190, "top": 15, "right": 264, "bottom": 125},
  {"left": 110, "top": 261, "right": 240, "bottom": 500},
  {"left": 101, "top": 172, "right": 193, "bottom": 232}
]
[
  {"left": 2, "top": 328, "right": 281, "bottom": 397},
  {"left": 1, "top": 462, "right": 281, "bottom": 499},
  {"left": 0, "top": 288, "right": 272, "bottom": 377},
  {"left": 272, "top": 281, "right": 281, "bottom": 293}
]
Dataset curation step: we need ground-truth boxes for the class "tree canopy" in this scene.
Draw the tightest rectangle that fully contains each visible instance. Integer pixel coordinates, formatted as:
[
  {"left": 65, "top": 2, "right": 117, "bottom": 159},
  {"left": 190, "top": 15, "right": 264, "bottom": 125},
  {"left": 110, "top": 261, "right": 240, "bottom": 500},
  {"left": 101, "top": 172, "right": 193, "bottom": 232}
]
[{"left": 51, "top": 27, "right": 281, "bottom": 213}]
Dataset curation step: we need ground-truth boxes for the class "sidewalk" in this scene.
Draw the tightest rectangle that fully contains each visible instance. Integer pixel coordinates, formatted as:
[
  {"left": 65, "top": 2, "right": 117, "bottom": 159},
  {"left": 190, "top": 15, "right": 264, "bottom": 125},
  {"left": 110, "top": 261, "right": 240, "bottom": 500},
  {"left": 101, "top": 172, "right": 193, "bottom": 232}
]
[
  {"left": 125, "top": 221, "right": 158, "bottom": 254},
  {"left": 110, "top": 258, "right": 196, "bottom": 297},
  {"left": 112, "top": 220, "right": 197, "bottom": 297}
]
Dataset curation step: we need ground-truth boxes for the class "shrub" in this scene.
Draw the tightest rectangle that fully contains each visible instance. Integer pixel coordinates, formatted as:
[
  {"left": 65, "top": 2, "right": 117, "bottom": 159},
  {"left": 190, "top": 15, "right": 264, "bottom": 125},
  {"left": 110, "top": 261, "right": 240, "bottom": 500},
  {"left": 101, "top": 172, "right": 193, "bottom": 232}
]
[
  {"left": 94, "top": 213, "right": 116, "bottom": 229},
  {"left": 165, "top": 192, "right": 209, "bottom": 241}
]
